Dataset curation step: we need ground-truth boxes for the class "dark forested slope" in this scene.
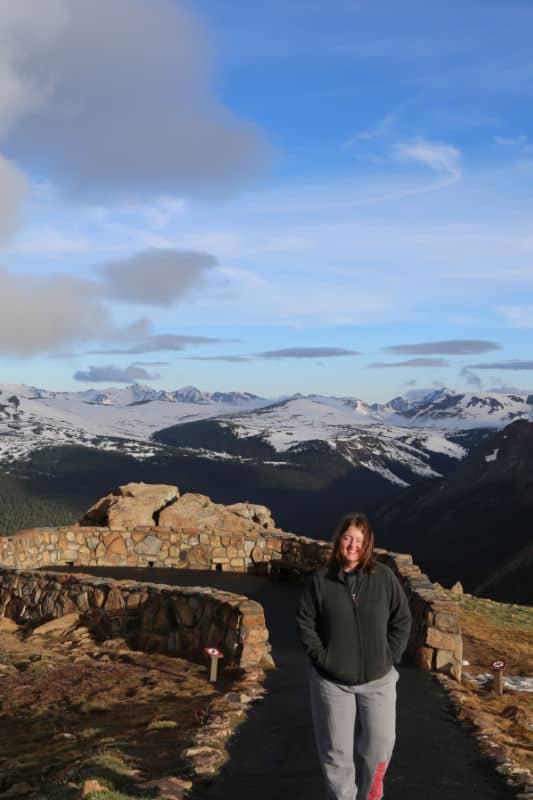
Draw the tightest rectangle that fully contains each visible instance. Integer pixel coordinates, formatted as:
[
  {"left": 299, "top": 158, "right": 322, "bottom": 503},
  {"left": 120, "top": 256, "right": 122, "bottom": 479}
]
[{"left": 374, "top": 419, "right": 533, "bottom": 604}]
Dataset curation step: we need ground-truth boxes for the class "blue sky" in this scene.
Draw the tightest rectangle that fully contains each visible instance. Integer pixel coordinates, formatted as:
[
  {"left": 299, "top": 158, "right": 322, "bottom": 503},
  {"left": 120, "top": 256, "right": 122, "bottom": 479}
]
[{"left": 0, "top": 0, "right": 532, "bottom": 402}]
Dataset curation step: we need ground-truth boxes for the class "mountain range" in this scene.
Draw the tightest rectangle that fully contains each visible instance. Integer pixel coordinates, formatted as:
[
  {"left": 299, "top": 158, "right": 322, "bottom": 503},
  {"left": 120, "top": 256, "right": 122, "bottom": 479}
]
[{"left": 0, "top": 382, "right": 531, "bottom": 603}]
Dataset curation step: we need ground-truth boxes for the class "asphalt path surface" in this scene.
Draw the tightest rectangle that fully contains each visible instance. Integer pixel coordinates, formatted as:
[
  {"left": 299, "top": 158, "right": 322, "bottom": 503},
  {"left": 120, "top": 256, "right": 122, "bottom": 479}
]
[{"left": 53, "top": 566, "right": 515, "bottom": 799}]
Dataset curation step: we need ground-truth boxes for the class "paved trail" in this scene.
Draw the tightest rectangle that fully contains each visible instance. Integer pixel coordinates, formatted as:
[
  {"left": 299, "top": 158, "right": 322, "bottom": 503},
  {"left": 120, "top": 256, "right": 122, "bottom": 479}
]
[{"left": 69, "top": 567, "right": 515, "bottom": 800}]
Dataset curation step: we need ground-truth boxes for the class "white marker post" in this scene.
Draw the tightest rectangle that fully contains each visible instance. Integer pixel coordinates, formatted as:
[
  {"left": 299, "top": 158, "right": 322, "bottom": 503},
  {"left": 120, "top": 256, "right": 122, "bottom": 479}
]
[
  {"left": 203, "top": 646, "right": 223, "bottom": 683},
  {"left": 491, "top": 658, "right": 506, "bottom": 695}
]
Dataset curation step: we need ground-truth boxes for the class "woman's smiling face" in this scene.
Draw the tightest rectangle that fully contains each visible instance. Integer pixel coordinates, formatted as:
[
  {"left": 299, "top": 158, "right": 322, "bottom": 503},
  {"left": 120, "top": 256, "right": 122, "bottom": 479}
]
[{"left": 339, "top": 524, "right": 365, "bottom": 570}]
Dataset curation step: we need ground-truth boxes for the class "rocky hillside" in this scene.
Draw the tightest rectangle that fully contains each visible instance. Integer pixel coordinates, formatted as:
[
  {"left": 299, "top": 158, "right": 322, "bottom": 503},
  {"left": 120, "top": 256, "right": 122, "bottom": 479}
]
[{"left": 374, "top": 419, "right": 533, "bottom": 604}]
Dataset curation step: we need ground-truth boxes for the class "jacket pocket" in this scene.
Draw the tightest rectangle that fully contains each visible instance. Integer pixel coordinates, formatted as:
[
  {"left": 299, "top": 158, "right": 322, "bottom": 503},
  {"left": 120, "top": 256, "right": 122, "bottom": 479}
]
[{"left": 315, "top": 644, "right": 330, "bottom": 670}]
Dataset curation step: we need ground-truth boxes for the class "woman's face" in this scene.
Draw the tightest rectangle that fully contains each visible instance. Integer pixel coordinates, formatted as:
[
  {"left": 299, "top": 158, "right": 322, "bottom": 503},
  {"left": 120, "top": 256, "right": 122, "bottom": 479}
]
[{"left": 339, "top": 524, "right": 365, "bottom": 569}]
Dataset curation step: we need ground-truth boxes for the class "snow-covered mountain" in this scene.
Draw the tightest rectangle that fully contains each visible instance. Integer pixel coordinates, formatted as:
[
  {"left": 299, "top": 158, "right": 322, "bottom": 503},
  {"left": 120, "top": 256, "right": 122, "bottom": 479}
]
[
  {"left": 1, "top": 383, "right": 531, "bottom": 484},
  {"left": 397, "top": 388, "right": 531, "bottom": 428},
  {"left": 0, "top": 383, "right": 268, "bottom": 464},
  {"left": 154, "top": 396, "right": 473, "bottom": 488}
]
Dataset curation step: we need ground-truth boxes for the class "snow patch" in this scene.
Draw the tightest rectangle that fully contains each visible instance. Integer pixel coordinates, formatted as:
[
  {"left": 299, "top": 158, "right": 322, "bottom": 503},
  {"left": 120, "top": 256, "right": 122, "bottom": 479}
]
[{"left": 463, "top": 671, "right": 533, "bottom": 693}]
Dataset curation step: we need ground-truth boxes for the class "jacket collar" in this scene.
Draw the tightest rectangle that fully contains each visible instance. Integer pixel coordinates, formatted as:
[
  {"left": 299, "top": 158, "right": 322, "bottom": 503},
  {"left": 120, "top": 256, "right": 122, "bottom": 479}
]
[{"left": 327, "top": 559, "right": 362, "bottom": 583}]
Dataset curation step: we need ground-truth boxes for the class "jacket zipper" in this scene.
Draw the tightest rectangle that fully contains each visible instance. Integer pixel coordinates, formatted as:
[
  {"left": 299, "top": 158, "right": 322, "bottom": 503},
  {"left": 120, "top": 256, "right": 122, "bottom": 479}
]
[{"left": 342, "top": 572, "right": 365, "bottom": 683}]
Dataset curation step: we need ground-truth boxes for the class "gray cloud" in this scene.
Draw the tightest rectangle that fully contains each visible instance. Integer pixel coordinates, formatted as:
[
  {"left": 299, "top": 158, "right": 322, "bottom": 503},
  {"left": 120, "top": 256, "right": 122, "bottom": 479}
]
[
  {"left": 74, "top": 364, "right": 159, "bottom": 383},
  {"left": 185, "top": 355, "right": 251, "bottom": 363},
  {"left": 185, "top": 347, "right": 359, "bottom": 362},
  {"left": 99, "top": 248, "right": 217, "bottom": 306},
  {"left": 0, "top": 0, "right": 267, "bottom": 196},
  {"left": 0, "top": 267, "right": 111, "bottom": 356},
  {"left": 460, "top": 367, "right": 482, "bottom": 389},
  {"left": 466, "top": 360, "right": 533, "bottom": 370},
  {"left": 0, "top": 154, "right": 28, "bottom": 241},
  {"left": 382, "top": 340, "right": 500, "bottom": 355},
  {"left": 369, "top": 358, "right": 449, "bottom": 368},
  {"left": 0, "top": 266, "right": 223, "bottom": 356},
  {"left": 255, "top": 347, "right": 360, "bottom": 359},
  {"left": 87, "top": 333, "right": 223, "bottom": 355},
  {"left": 131, "top": 360, "right": 169, "bottom": 367}
]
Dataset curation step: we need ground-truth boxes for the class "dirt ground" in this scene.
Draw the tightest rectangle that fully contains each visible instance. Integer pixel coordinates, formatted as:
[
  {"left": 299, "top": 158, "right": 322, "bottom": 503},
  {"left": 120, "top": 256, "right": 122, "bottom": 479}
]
[
  {"left": 444, "top": 590, "right": 533, "bottom": 777},
  {"left": 0, "top": 616, "right": 239, "bottom": 799}
]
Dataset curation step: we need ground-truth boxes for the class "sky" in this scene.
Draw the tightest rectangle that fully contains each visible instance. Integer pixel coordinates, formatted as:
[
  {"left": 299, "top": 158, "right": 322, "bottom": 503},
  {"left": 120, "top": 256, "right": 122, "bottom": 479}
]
[{"left": 0, "top": 0, "right": 532, "bottom": 403}]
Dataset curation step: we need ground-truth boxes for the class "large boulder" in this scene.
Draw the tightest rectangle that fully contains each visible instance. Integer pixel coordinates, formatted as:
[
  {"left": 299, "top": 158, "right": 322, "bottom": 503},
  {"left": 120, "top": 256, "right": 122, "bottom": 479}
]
[
  {"left": 159, "top": 494, "right": 277, "bottom": 533},
  {"left": 79, "top": 482, "right": 278, "bottom": 534},
  {"left": 158, "top": 493, "right": 222, "bottom": 529},
  {"left": 80, "top": 482, "right": 179, "bottom": 528}
]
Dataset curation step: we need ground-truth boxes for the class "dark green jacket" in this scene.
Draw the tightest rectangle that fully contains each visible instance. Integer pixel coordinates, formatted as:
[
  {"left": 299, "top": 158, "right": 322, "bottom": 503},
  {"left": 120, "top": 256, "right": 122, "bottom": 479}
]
[{"left": 295, "top": 560, "right": 412, "bottom": 685}]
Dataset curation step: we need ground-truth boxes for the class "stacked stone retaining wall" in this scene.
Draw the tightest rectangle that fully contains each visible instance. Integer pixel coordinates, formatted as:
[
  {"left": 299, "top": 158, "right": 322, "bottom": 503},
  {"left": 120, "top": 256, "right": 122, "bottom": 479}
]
[
  {"left": 0, "top": 523, "right": 463, "bottom": 680},
  {"left": 0, "top": 568, "right": 271, "bottom": 669}
]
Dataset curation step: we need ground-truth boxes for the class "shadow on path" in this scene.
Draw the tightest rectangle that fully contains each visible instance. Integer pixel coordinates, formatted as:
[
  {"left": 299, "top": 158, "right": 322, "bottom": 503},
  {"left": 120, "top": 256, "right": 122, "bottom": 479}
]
[{"left": 53, "top": 566, "right": 515, "bottom": 799}]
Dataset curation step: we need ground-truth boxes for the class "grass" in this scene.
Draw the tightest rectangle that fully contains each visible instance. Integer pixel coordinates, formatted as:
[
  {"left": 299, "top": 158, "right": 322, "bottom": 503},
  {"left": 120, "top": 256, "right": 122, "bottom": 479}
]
[
  {"left": 442, "top": 589, "right": 533, "bottom": 778},
  {"left": 0, "top": 627, "right": 235, "bottom": 798},
  {"left": 444, "top": 589, "right": 533, "bottom": 674},
  {"left": 450, "top": 592, "right": 533, "bottom": 633},
  {"left": 146, "top": 719, "right": 178, "bottom": 730}
]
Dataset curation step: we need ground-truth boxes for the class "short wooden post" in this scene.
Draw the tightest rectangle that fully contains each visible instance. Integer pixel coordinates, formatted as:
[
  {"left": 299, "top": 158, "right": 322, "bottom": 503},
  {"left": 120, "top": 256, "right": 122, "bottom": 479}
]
[
  {"left": 491, "top": 658, "right": 506, "bottom": 695},
  {"left": 203, "top": 646, "right": 223, "bottom": 683}
]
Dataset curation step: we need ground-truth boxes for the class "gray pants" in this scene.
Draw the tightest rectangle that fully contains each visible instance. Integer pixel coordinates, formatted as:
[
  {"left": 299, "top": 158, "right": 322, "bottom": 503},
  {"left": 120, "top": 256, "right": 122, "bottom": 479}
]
[{"left": 308, "top": 664, "right": 399, "bottom": 800}]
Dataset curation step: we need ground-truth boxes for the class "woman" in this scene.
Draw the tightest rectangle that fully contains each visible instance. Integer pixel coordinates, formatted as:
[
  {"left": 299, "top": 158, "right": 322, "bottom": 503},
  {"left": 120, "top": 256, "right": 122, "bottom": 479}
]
[{"left": 295, "top": 512, "right": 411, "bottom": 800}]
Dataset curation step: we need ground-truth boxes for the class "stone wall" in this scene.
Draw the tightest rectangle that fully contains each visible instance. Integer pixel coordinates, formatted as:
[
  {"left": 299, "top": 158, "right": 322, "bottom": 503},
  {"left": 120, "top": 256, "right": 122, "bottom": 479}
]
[
  {"left": 0, "top": 524, "right": 294, "bottom": 572},
  {"left": 0, "top": 504, "right": 462, "bottom": 680},
  {"left": 0, "top": 568, "right": 272, "bottom": 669}
]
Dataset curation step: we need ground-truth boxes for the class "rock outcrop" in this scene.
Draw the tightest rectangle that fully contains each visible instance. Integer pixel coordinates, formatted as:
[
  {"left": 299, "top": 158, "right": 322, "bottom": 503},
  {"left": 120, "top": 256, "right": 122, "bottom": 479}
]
[
  {"left": 81, "top": 482, "right": 180, "bottom": 528},
  {"left": 80, "top": 482, "right": 277, "bottom": 534}
]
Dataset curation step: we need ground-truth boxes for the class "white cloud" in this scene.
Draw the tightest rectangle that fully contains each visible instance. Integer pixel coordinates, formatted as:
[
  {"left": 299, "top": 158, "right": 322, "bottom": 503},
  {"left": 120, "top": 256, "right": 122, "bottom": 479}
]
[
  {"left": 395, "top": 138, "right": 461, "bottom": 179},
  {"left": 0, "top": 0, "right": 267, "bottom": 196}
]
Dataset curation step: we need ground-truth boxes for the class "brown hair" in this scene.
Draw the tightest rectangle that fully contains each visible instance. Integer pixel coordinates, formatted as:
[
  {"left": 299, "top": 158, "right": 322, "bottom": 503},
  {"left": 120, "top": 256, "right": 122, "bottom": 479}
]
[{"left": 328, "top": 512, "right": 376, "bottom": 574}]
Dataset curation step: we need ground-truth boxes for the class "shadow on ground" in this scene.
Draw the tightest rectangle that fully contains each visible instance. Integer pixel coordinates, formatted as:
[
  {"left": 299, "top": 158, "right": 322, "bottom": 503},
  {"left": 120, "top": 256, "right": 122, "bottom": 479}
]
[{"left": 47, "top": 566, "right": 516, "bottom": 799}]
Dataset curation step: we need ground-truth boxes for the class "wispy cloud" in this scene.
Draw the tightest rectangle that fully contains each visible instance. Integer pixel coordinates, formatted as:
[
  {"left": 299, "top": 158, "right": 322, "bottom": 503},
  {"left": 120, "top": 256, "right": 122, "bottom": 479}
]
[
  {"left": 369, "top": 358, "right": 448, "bottom": 368},
  {"left": 132, "top": 360, "right": 169, "bottom": 367},
  {"left": 185, "top": 347, "right": 360, "bottom": 362},
  {"left": 383, "top": 340, "right": 500, "bottom": 355},
  {"left": 255, "top": 347, "right": 359, "bottom": 359},
  {"left": 494, "top": 135, "right": 528, "bottom": 147},
  {"left": 73, "top": 364, "right": 159, "bottom": 383},
  {"left": 466, "top": 360, "right": 533, "bottom": 370},
  {"left": 500, "top": 305, "right": 533, "bottom": 328},
  {"left": 487, "top": 383, "right": 533, "bottom": 395},
  {"left": 184, "top": 355, "right": 251, "bottom": 363},
  {"left": 343, "top": 112, "right": 396, "bottom": 148},
  {"left": 87, "top": 334, "right": 224, "bottom": 355},
  {"left": 460, "top": 366, "right": 482, "bottom": 389},
  {"left": 394, "top": 138, "right": 461, "bottom": 180}
]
